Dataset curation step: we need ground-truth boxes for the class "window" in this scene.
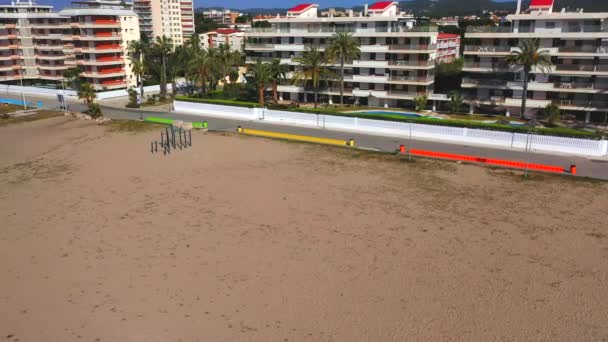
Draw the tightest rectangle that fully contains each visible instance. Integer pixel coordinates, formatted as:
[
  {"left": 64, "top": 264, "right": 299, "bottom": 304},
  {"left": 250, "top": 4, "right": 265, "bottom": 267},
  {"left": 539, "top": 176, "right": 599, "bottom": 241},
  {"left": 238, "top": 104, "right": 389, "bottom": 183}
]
[{"left": 546, "top": 22, "right": 555, "bottom": 29}]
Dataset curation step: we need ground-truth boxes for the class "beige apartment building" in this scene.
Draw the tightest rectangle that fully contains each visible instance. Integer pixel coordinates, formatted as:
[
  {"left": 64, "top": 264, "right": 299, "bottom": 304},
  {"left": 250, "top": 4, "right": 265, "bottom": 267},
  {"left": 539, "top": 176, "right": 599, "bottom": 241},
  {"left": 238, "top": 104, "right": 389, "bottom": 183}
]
[
  {"left": 462, "top": 0, "right": 608, "bottom": 121},
  {"left": 245, "top": 2, "right": 440, "bottom": 107},
  {"left": 133, "top": 0, "right": 194, "bottom": 46},
  {"left": 0, "top": 0, "right": 139, "bottom": 90}
]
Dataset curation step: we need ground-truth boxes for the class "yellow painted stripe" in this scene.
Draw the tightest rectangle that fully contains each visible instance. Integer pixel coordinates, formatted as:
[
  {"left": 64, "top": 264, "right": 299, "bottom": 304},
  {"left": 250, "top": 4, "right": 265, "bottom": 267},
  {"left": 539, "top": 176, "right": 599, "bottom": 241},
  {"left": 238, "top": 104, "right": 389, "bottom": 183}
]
[{"left": 241, "top": 128, "right": 348, "bottom": 146}]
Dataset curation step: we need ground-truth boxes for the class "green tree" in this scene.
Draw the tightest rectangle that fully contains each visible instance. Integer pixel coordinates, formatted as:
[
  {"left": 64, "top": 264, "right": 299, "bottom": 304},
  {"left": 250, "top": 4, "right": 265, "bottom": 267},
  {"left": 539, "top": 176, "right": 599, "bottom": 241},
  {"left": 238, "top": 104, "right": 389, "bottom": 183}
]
[
  {"left": 62, "top": 66, "right": 83, "bottom": 90},
  {"left": 449, "top": 91, "right": 464, "bottom": 113},
  {"left": 77, "top": 83, "right": 96, "bottom": 105},
  {"left": 292, "top": 48, "right": 333, "bottom": 108},
  {"left": 127, "top": 88, "right": 139, "bottom": 108},
  {"left": 541, "top": 103, "right": 561, "bottom": 125},
  {"left": 505, "top": 38, "right": 552, "bottom": 119},
  {"left": 235, "top": 15, "right": 251, "bottom": 24},
  {"left": 326, "top": 32, "right": 360, "bottom": 106},
  {"left": 188, "top": 48, "right": 214, "bottom": 95},
  {"left": 247, "top": 59, "right": 273, "bottom": 105},
  {"left": 415, "top": 95, "right": 428, "bottom": 112},
  {"left": 152, "top": 35, "right": 174, "bottom": 99},
  {"left": 252, "top": 20, "right": 271, "bottom": 28},
  {"left": 268, "top": 59, "right": 288, "bottom": 104}
]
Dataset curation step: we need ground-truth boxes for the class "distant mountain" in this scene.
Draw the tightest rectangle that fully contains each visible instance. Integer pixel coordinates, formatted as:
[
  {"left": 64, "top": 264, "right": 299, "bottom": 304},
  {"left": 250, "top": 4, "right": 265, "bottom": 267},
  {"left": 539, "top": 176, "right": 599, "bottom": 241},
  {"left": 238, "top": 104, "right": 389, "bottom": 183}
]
[{"left": 201, "top": 0, "right": 608, "bottom": 17}]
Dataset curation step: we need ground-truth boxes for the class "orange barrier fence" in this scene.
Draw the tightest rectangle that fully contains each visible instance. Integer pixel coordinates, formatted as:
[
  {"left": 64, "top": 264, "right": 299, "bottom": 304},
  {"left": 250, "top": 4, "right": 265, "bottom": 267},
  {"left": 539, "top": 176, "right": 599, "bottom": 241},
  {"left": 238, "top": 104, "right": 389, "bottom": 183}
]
[{"left": 406, "top": 148, "right": 568, "bottom": 174}]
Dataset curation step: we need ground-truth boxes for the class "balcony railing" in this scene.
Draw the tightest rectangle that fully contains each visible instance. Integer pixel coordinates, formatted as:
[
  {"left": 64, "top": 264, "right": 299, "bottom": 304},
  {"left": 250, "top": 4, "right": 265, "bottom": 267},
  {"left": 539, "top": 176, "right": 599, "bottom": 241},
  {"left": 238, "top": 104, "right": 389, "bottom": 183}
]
[
  {"left": 465, "top": 45, "right": 511, "bottom": 52},
  {"left": 562, "top": 25, "right": 607, "bottom": 33},
  {"left": 466, "top": 26, "right": 512, "bottom": 33},
  {"left": 387, "top": 60, "right": 434, "bottom": 67},
  {"left": 555, "top": 64, "right": 596, "bottom": 72},
  {"left": 389, "top": 75, "right": 433, "bottom": 82},
  {"left": 388, "top": 44, "right": 436, "bottom": 51},
  {"left": 462, "top": 78, "right": 507, "bottom": 86},
  {"left": 246, "top": 43, "right": 274, "bottom": 49},
  {"left": 558, "top": 46, "right": 607, "bottom": 53},
  {"left": 558, "top": 99, "right": 608, "bottom": 108},
  {"left": 463, "top": 62, "right": 510, "bottom": 70}
]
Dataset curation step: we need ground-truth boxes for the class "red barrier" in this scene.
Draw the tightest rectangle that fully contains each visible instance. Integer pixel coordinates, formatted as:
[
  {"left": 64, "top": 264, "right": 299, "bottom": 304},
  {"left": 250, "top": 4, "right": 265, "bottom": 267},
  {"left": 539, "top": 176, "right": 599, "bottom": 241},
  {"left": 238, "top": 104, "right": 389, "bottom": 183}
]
[{"left": 408, "top": 148, "right": 565, "bottom": 174}]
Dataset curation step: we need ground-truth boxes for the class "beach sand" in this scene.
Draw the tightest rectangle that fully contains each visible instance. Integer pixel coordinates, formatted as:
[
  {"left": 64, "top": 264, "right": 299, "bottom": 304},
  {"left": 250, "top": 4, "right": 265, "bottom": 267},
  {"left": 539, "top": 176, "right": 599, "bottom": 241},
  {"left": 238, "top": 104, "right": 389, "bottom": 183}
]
[{"left": 1, "top": 117, "right": 607, "bottom": 342}]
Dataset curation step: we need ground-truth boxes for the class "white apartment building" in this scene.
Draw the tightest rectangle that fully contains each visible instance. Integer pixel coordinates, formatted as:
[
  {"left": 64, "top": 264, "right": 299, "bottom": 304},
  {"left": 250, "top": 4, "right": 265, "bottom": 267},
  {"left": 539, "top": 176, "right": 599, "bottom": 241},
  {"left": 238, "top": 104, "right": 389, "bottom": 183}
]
[
  {"left": 202, "top": 9, "right": 241, "bottom": 25},
  {"left": 200, "top": 28, "right": 243, "bottom": 51},
  {"left": 245, "top": 2, "right": 440, "bottom": 107},
  {"left": 0, "top": 0, "right": 139, "bottom": 90},
  {"left": 132, "top": 0, "right": 194, "bottom": 46},
  {"left": 462, "top": 0, "right": 608, "bottom": 121}
]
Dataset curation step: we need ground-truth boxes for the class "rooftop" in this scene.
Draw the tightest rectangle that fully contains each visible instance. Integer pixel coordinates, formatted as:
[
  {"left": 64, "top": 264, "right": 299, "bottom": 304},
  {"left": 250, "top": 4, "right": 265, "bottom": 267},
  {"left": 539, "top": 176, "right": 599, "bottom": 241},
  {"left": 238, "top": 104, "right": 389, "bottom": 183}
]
[
  {"left": 287, "top": 3, "right": 316, "bottom": 13},
  {"left": 529, "top": 0, "right": 554, "bottom": 8},
  {"left": 368, "top": 1, "right": 395, "bottom": 11}
]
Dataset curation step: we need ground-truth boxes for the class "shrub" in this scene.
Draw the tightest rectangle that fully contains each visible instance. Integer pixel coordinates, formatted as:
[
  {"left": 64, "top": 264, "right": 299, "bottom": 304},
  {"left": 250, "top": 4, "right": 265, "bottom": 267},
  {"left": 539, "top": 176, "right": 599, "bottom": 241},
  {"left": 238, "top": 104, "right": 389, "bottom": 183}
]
[{"left": 88, "top": 103, "right": 102, "bottom": 118}]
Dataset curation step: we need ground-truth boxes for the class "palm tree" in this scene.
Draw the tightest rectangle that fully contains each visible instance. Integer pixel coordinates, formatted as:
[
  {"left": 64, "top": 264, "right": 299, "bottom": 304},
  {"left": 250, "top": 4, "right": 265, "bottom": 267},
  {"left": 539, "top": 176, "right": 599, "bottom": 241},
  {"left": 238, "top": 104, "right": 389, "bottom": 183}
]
[
  {"left": 152, "top": 35, "right": 174, "bottom": 99},
  {"left": 247, "top": 60, "right": 272, "bottom": 105},
  {"left": 326, "top": 32, "right": 360, "bottom": 106},
  {"left": 268, "top": 59, "right": 288, "bottom": 103},
  {"left": 127, "top": 40, "right": 147, "bottom": 98},
  {"left": 505, "top": 38, "right": 552, "bottom": 119},
  {"left": 77, "top": 83, "right": 96, "bottom": 105},
  {"left": 292, "top": 48, "right": 333, "bottom": 108},
  {"left": 188, "top": 48, "right": 214, "bottom": 95}
]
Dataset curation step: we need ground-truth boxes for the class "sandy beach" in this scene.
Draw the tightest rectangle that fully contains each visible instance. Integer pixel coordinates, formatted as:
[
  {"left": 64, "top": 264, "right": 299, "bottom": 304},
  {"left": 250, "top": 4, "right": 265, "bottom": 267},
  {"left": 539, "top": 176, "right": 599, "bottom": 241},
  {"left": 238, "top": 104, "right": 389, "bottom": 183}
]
[{"left": 1, "top": 117, "right": 607, "bottom": 342}]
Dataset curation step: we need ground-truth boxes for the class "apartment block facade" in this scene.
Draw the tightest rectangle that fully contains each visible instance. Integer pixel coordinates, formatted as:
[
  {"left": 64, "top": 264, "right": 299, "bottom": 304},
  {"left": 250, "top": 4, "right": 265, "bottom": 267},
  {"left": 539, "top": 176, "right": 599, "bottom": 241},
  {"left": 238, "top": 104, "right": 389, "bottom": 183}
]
[
  {"left": 202, "top": 9, "right": 241, "bottom": 25},
  {"left": 133, "top": 0, "right": 194, "bottom": 46},
  {"left": 0, "top": 0, "right": 139, "bottom": 90},
  {"left": 200, "top": 28, "right": 244, "bottom": 51},
  {"left": 436, "top": 33, "right": 460, "bottom": 63},
  {"left": 245, "top": 2, "right": 439, "bottom": 107},
  {"left": 462, "top": 0, "right": 608, "bottom": 120},
  {"left": 0, "top": 1, "right": 72, "bottom": 83}
]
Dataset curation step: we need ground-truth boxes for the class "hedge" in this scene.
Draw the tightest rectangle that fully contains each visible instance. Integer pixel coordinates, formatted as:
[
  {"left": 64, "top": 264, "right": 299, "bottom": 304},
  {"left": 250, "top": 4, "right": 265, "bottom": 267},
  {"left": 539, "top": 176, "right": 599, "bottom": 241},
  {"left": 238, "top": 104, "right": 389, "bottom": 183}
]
[
  {"left": 175, "top": 96, "right": 260, "bottom": 108},
  {"left": 174, "top": 97, "right": 602, "bottom": 140}
]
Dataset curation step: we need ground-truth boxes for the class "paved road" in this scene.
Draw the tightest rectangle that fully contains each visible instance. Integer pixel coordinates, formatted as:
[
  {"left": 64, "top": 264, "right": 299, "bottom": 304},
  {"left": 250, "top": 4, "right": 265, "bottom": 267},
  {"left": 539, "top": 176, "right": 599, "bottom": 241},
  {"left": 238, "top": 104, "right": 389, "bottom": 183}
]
[
  {"left": 99, "top": 104, "right": 608, "bottom": 180},
  {"left": 1, "top": 91, "right": 606, "bottom": 180}
]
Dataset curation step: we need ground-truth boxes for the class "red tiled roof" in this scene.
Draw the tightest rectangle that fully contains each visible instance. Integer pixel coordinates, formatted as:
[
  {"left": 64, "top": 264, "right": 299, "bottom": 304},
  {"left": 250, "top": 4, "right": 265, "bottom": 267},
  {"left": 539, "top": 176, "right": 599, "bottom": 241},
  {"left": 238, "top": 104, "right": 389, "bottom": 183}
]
[
  {"left": 288, "top": 3, "right": 314, "bottom": 13},
  {"left": 369, "top": 1, "right": 394, "bottom": 11},
  {"left": 530, "top": 0, "right": 553, "bottom": 7},
  {"left": 216, "top": 28, "right": 241, "bottom": 35},
  {"left": 438, "top": 33, "right": 459, "bottom": 39}
]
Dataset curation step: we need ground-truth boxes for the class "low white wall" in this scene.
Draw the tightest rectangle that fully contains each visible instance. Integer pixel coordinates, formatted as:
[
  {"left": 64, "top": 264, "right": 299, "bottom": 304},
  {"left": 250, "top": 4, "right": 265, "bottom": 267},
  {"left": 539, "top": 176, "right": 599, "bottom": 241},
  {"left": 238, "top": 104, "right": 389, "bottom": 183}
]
[
  {"left": 0, "top": 84, "right": 77, "bottom": 97},
  {"left": 173, "top": 100, "right": 608, "bottom": 157},
  {"left": 0, "top": 84, "right": 171, "bottom": 100}
]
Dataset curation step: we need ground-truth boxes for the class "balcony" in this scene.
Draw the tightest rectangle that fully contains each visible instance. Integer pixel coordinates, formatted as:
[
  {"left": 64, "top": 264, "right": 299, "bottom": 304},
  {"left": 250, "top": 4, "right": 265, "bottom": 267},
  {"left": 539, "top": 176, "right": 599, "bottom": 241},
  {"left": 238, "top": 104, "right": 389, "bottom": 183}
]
[
  {"left": 245, "top": 43, "right": 274, "bottom": 49},
  {"left": 389, "top": 75, "right": 433, "bottom": 83},
  {"left": 466, "top": 26, "right": 512, "bottom": 33},
  {"left": 562, "top": 25, "right": 607, "bottom": 33},
  {"left": 388, "top": 44, "right": 436, "bottom": 51},
  {"left": 387, "top": 60, "right": 434, "bottom": 67},
  {"left": 557, "top": 99, "right": 608, "bottom": 109},
  {"left": 352, "top": 74, "right": 388, "bottom": 82},
  {"left": 464, "top": 45, "right": 511, "bottom": 53},
  {"left": 558, "top": 46, "right": 607, "bottom": 54},
  {"left": 555, "top": 64, "right": 597, "bottom": 72},
  {"left": 463, "top": 62, "right": 510, "bottom": 71}
]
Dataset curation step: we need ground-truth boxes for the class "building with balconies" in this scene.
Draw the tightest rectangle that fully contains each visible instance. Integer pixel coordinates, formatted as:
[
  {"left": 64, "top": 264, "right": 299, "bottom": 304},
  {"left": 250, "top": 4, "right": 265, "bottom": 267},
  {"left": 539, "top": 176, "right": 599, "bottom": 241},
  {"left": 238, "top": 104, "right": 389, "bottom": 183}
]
[
  {"left": 245, "top": 2, "right": 439, "bottom": 107},
  {"left": 462, "top": 0, "right": 608, "bottom": 121},
  {"left": 0, "top": 0, "right": 138, "bottom": 91},
  {"left": 132, "top": 0, "right": 195, "bottom": 46},
  {"left": 436, "top": 33, "right": 460, "bottom": 63},
  {"left": 59, "top": 0, "right": 140, "bottom": 90},
  {"left": 0, "top": 0, "right": 71, "bottom": 84}
]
